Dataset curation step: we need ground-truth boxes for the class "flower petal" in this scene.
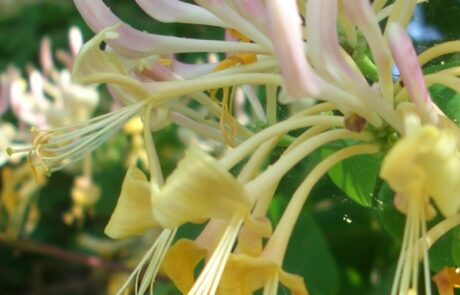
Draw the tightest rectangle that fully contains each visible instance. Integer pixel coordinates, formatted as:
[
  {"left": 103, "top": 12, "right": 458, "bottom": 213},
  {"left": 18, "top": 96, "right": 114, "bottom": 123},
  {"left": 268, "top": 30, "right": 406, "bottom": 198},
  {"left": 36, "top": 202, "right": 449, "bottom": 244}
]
[
  {"left": 195, "top": 0, "right": 271, "bottom": 49},
  {"left": 73, "top": 0, "right": 265, "bottom": 58},
  {"left": 266, "top": 0, "right": 319, "bottom": 98},
  {"left": 217, "top": 254, "right": 308, "bottom": 295},
  {"left": 380, "top": 125, "right": 460, "bottom": 217},
  {"left": 134, "top": 0, "right": 225, "bottom": 27},
  {"left": 152, "top": 147, "right": 250, "bottom": 228},
  {"left": 104, "top": 166, "right": 157, "bottom": 239},
  {"left": 387, "top": 22, "right": 438, "bottom": 124},
  {"left": 72, "top": 26, "right": 150, "bottom": 103},
  {"left": 307, "top": 0, "right": 358, "bottom": 85},
  {"left": 160, "top": 239, "right": 208, "bottom": 294}
]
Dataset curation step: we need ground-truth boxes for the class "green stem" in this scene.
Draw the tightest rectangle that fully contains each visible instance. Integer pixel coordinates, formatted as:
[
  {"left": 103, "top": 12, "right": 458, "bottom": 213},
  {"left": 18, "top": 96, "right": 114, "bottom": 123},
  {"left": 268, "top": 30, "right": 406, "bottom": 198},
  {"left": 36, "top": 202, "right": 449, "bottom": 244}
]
[{"left": 266, "top": 84, "right": 278, "bottom": 125}]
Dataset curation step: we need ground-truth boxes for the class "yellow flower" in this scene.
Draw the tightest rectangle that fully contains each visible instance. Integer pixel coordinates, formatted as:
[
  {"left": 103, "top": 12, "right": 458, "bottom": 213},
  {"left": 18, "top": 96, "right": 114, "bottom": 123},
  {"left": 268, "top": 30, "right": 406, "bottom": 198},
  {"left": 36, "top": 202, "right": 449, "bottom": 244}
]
[
  {"left": 105, "top": 147, "right": 271, "bottom": 294},
  {"left": 381, "top": 124, "right": 460, "bottom": 218},
  {"left": 160, "top": 239, "right": 208, "bottom": 294},
  {"left": 380, "top": 122, "right": 460, "bottom": 295},
  {"left": 104, "top": 165, "right": 156, "bottom": 239},
  {"left": 217, "top": 253, "right": 308, "bottom": 295}
]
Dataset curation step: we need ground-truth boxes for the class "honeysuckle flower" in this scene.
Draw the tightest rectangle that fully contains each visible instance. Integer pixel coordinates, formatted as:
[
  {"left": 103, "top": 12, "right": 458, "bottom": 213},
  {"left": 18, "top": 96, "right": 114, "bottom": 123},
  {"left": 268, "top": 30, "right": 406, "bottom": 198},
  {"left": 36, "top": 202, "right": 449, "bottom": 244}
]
[
  {"left": 6, "top": 27, "right": 100, "bottom": 173},
  {"left": 1, "top": 162, "right": 46, "bottom": 237},
  {"left": 378, "top": 21, "right": 460, "bottom": 295},
  {"left": 102, "top": 101, "right": 375, "bottom": 293},
  {"left": 21, "top": 15, "right": 281, "bottom": 173},
  {"left": 104, "top": 146, "right": 272, "bottom": 294},
  {"left": 9, "top": 27, "right": 99, "bottom": 131},
  {"left": 22, "top": 0, "right": 460, "bottom": 294},
  {"left": 216, "top": 253, "right": 307, "bottom": 295},
  {"left": 63, "top": 174, "right": 101, "bottom": 226},
  {"left": 74, "top": 0, "right": 266, "bottom": 59}
]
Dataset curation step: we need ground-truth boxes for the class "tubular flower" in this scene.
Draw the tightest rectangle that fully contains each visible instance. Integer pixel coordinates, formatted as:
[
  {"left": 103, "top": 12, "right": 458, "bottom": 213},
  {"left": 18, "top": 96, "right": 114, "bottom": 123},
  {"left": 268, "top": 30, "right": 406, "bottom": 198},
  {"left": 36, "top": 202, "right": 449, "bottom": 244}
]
[
  {"left": 379, "top": 21, "right": 460, "bottom": 295},
  {"left": 104, "top": 147, "right": 272, "bottom": 294},
  {"left": 9, "top": 27, "right": 99, "bottom": 130},
  {"left": 6, "top": 27, "right": 100, "bottom": 171},
  {"left": 21, "top": 0, "right": 460, "bottom": 294}
]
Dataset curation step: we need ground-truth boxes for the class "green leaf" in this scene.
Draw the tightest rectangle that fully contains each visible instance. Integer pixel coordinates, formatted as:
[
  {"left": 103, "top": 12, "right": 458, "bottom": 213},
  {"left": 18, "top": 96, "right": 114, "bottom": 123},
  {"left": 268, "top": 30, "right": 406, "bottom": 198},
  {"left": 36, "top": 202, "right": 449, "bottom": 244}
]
[
  {"left": 322, "top": 144, "right": 382, "bottom": 207},
  {"left": 429, "top": 226, "right": 456, "bottom": 272},
  {"left": 451, "top": 226, "right": 460, "bottom": 266},
  {"left": 284, "top": 210, "right": 339, "bottom": 295},
  {"left": 430, "top": 84, "right": 460, "bottom": 125},
  {"left": 375, "top": 183, "right": 405, "bottom": 242}
]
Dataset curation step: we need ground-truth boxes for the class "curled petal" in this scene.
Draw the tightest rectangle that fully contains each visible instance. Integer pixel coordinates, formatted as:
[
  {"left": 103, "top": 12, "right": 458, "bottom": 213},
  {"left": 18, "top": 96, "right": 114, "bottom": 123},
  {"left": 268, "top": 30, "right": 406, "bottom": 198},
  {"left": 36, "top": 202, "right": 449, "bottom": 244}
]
[
  {"left": 217, "top": 254, "right": 308, "bottom": 295},
  {"left": 380, "top": 125, "right": 460, "bottom": 217},
  {"left": 104, "top": 166, "right": 157, "bottom": 239},
  {"left": 135, "top": 0, "right": 225, "bottom": 27},
  {"left": 307, "top": 0, "right": 355, "bottom": 83},
  {"left": 195, "top": 0, "right": 271, "bottom": 49},
  {"left": 266, "top": 0, "right": 319, "bottom": 98},
  {"left": 152, "top": 147, "right": 250, "bottom": 228},
  {"left": 74, "top": 0, "right": 265, "bottom": 58},
  {"left": 72, "top": 26, "right": 150, "bottom": 103},
  {"left": 161, "top": 239, "right": 208, "bottom": 294},
  {"left": 387, "top": 23, "right": 438, "bottom": 124}
]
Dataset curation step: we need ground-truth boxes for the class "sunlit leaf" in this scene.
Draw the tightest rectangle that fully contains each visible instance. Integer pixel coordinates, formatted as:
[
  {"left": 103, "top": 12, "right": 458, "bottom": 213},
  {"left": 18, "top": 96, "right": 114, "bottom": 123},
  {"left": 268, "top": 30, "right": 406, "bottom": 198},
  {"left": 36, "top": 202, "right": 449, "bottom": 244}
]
[
  {"left": 322, "top": 144, "right": 382, "bottom": 207},
  {"left": 430, "top": 84, "right": 460, "bottom": 125}
]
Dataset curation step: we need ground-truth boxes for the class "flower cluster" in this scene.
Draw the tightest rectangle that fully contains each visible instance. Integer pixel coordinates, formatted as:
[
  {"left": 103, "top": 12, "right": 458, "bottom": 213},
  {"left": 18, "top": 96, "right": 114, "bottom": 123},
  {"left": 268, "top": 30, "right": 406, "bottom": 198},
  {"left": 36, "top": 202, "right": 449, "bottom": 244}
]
[
  {"left": 1, "top": 26, "right": 102, "bottom": 232},
  {"left": 12, "top": 0, "right": 460, "bottom": 294}
]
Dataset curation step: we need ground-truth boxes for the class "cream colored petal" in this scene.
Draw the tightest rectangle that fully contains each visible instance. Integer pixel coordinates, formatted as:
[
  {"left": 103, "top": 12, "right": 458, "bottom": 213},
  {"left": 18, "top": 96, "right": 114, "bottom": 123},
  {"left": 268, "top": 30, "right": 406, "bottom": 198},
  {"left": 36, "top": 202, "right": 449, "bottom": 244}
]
[
  {"left": 72, "top": 26, "right": 149, "bottom": 101},
  {"left": 380, "top": 125, "right": 460, "bottom": 217},
  {"left": 380, "top": 129, "right": 425, "bottom": 193},
  {"left": 236, "top": 217, "right": 272, "bottom": 256},
  {"left": 387, "top": 23, "right": 438, "bottom": 125},
  {"left": 104, "top": 166, "right": 157, "bottom": 239},
  {"left": 279, "top": 270, "right": 309, "bottom": 295},
  {"left": 152, "top": 147, "right": 250, "bottom": 228},
  {"left": 160, "top": 239, "right": 208, "bottom": 294},
  {"left": 266, "top": 0, "right": 320, "bottom": 98},
  {"left": 217, "top": 254, "right": 308, "bottom": 295}
]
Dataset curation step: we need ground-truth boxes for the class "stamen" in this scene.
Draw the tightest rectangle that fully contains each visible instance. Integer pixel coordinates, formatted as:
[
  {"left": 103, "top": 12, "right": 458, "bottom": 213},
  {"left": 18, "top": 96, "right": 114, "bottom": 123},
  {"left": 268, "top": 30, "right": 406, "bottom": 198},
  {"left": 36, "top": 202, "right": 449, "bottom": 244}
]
[
  {"left": 136, "top": 228, "right": 177, "bottom": 295},
  {"left": 262, "top": 272, "right": 279, "bottom": 295},
  {"left": 116, "top": 228, "right": 176, "bottom": 295},
  {"left": 219, "top": 87, "right": 237, "bottom": 147},
  {"left": 189, "top": 214, "right": 243, "bottom": 295},
  {"left": 391, "top": 190, "right": 432, "bottom": 295},
  {"left": 9, "top": 101, "right": 146, "bottom": 173}
]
